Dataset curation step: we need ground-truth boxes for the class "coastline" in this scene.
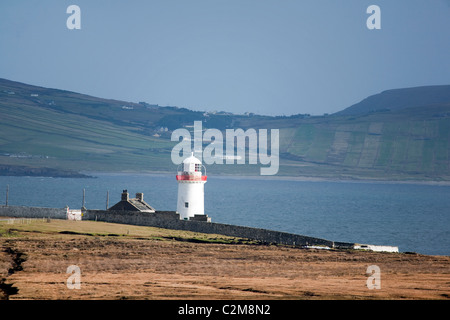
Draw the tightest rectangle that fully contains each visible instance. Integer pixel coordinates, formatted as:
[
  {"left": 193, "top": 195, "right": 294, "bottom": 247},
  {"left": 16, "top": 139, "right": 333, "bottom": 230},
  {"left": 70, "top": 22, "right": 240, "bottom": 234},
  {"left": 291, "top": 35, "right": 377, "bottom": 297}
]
[
  {"left": 2, "top": 172, "right": 448, "bottom": 256},
  {"left": 83, "top": 170, "right": 450, "bottom": 186},
  {"left": 1, "top": 165, "right": 449, "bottom": 186}
]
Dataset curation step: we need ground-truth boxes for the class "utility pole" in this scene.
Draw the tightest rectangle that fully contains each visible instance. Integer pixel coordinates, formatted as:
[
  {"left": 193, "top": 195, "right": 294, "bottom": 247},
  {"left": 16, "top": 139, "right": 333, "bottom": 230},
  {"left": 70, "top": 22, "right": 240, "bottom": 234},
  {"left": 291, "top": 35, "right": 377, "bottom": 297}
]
[
  {"left": 82, "top": 188, "right": 86, "bottom": 209},
  {"left": 106, "top": 190, "right": 109, "bottom": 210}
]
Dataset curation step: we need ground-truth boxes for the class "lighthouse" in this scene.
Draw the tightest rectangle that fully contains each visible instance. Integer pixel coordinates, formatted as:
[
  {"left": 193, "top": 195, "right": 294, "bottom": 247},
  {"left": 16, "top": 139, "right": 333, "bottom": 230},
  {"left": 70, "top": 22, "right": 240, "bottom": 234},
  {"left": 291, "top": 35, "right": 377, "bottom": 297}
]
[{"left": 176, "top": 152, "right": 207, "bottom": 220}]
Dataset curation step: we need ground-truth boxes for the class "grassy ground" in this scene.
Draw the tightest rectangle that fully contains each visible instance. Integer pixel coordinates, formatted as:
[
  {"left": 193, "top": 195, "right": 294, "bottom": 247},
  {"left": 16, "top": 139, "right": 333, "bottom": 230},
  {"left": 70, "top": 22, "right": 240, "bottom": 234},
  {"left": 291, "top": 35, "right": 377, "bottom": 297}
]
[
  {"left": 0, "top": 218, "right": 252, "bottom": 245},
  {"left": 1, "top": 218, "right": 449, "bottom": 300}
]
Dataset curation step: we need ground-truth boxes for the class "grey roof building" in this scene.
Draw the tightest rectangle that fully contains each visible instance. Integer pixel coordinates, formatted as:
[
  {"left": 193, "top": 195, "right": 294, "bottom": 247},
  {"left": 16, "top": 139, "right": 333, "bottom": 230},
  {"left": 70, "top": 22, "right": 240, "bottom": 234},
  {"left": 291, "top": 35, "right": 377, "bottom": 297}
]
[{"left": 108, "top": 190, "right": 156, "bottom": 212}]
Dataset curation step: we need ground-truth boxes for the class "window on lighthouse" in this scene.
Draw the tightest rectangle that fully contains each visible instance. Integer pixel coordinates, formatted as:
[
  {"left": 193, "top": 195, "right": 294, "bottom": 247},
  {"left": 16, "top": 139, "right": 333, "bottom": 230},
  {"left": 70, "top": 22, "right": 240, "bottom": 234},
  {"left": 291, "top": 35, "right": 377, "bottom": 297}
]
[
  {"left": 185, "top": 202, "right": 189, "bottom": 208},
  {"left": 195, "top": 164, "right": 200, "bottom": 172}
]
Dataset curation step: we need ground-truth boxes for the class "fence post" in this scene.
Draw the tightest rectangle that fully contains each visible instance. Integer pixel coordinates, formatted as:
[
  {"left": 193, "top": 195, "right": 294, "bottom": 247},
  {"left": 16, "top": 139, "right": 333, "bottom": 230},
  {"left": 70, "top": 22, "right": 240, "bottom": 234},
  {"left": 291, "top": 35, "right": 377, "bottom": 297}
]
[
  {"left": 6, "top": 185, "right": 9, "bottom": 206},
  {"left": 82, "top": 188, "right": 86, "bottom": 209}
]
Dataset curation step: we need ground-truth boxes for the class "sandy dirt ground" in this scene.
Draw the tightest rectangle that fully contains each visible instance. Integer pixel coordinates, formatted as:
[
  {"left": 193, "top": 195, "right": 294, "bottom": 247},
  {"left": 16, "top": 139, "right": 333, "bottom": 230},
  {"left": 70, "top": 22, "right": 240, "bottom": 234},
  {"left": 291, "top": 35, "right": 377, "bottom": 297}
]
[{"left": 0, "top": 220, "right": 449, "bottom": 300}]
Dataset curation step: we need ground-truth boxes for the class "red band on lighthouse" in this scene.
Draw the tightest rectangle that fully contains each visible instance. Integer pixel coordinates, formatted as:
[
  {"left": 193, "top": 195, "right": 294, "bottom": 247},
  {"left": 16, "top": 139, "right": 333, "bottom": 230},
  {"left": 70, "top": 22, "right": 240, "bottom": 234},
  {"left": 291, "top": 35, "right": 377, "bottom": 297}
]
[{"left": 176, "top": 175, "right": 207, "bottom": 181}]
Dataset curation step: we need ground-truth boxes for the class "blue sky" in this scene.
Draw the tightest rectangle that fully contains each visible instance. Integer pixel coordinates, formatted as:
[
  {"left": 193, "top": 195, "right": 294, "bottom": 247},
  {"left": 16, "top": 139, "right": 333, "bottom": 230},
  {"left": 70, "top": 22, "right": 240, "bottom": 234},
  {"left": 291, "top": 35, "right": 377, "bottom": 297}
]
[{"left": 1, "top": 0, "right": 449, "bottom": 116}]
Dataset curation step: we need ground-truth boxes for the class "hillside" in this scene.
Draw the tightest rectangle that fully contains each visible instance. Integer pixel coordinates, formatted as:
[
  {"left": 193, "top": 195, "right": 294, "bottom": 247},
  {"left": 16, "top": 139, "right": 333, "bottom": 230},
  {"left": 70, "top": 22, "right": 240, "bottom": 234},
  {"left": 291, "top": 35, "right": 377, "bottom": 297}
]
[
  {"left": 336, "top": 85, "right": 450, "bottom": 116},
  {"left": 1, "top": 78, "right": 450, "bottom": 180}
]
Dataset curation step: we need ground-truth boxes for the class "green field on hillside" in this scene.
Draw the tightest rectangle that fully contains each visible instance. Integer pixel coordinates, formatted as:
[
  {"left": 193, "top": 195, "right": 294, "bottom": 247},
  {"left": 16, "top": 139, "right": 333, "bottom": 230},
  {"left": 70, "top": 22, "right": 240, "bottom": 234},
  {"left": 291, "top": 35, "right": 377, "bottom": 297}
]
[{"left": 1, "top": 78, "right": 450, "bottom": 180}]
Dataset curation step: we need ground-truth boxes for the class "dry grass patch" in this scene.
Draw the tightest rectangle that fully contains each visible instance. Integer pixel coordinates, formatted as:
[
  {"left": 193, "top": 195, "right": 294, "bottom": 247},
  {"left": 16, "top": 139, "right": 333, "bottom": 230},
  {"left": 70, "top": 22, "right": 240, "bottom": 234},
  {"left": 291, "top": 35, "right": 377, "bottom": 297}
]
[{"left": 1, "top": 219, "right": 449, "bottom": 300}]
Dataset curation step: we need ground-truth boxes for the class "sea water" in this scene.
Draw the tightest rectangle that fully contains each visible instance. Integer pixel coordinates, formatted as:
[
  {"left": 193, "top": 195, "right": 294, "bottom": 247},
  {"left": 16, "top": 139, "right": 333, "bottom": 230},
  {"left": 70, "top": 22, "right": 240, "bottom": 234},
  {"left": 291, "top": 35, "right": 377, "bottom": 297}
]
[{"left": 0, "top": 173, "right": 449, "bottom": 256}]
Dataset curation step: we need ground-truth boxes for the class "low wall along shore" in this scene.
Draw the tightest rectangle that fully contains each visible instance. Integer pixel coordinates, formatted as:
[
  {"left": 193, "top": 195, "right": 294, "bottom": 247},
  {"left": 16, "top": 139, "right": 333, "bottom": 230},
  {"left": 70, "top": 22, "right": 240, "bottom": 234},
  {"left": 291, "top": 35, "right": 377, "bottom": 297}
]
[
  {"left": 0, "top": 205, "right": 396, "bottom": 251},
  {"left": 0, "top": 205, "right": 66, "bottom": 219},
  {"left": 83, "top": 209, "right": 354, "bottom": 249}
]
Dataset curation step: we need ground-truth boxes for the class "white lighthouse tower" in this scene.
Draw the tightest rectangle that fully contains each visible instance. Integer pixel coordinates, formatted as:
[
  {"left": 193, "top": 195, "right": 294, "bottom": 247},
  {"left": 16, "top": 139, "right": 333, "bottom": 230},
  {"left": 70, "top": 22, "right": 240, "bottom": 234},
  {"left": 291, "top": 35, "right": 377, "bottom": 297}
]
[{"left": 176, "top": 152, "right": 207, "bottom": 220}]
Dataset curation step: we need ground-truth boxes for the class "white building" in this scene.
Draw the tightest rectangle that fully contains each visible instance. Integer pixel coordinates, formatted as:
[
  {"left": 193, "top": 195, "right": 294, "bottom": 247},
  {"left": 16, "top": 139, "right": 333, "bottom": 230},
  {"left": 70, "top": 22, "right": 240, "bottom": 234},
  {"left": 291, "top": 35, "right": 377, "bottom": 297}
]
[
  {"left": 176, "top": 153, "right": 209, "bottom": 221},
  {"left": 66, "top": 208, "right": 82, "bottom": 221},
  {"left": 353, "top": 244, "right": 399, "bottom": 253}
]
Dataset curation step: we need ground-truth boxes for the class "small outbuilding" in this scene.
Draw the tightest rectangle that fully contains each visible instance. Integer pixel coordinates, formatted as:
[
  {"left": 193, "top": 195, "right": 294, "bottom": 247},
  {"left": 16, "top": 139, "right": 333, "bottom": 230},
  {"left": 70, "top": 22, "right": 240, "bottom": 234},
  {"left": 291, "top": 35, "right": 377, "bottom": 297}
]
[
  {"left": 108, "top": 190, "right": 156, "bottom": 213},
  {"left": 66, "top": 207, "right": 82, "bottom": 221}
]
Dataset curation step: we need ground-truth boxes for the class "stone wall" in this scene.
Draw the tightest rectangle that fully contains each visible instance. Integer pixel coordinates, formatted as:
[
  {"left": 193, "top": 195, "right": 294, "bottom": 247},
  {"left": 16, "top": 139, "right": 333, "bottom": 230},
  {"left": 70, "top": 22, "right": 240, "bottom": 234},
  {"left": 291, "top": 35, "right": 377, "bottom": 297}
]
[
  {"left": 0, "top": 205, "right": 66, "bottom": 219},
  {"left": 83, "top": 209, "right": 354, "bottom": 249}
]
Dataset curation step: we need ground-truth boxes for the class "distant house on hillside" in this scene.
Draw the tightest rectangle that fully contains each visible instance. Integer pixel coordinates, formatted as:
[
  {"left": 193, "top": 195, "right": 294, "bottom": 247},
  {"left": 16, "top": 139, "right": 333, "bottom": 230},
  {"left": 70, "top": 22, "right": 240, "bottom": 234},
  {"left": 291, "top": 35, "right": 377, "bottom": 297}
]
[{"left": 108, "top": 190, "right": 156, "bottom": 213}]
